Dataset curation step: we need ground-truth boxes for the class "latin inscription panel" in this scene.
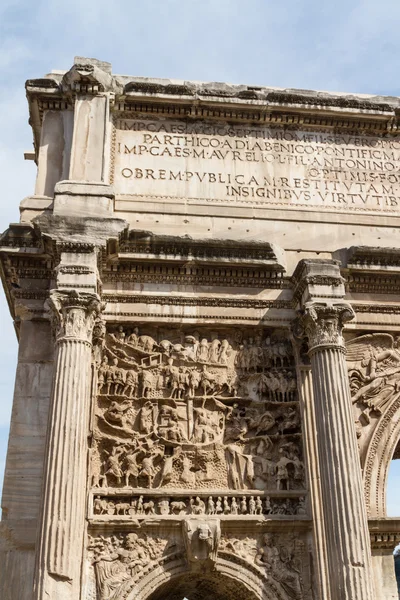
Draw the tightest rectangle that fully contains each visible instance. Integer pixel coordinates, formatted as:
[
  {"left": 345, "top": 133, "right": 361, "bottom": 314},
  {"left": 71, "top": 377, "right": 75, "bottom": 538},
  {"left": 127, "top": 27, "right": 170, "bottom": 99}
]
[{"left": 112, "top": 117, "right": 400, "bottom": 213}]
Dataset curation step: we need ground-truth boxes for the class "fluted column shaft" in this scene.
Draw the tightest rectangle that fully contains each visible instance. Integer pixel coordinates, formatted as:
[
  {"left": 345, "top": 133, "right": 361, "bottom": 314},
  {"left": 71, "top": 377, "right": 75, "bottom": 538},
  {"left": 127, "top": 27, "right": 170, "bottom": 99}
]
[
  {"left": 34, "top": 292, "right": 101, "bottom": 600},
  {"left": 297, "top": 365, "right": 330, "bottom": 600},
  {"left": 304, "top": 302, "right": 375, "bottom": 600}
]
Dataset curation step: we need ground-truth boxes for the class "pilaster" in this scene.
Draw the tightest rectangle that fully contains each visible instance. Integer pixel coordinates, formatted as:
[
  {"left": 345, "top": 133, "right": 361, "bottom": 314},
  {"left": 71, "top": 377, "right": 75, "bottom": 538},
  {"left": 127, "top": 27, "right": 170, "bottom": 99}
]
[{"left": 293, "top": 260, "right": 375, "bottom": 600}]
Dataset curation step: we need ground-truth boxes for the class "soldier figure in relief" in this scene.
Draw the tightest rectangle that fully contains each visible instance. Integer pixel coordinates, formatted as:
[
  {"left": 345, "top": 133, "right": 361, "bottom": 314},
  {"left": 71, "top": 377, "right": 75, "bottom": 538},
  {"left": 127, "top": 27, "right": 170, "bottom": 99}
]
[
  {"left": 276, "top": 448, "right": 291, "bottom": 491},
  {"left": 91, "top": 444, "right": 107, "bottom": 488},
  {"left": 139, "top": 447, "right": 163, "bottom": 488},
  {"left": 123, "top": 369, "right": 138, "bottom": 398},
  {"left": 98, "top": 355, "right": 109, "bottom": 394},
  {"left": 115, "top": 325, "right": 126, "bottom": 343},
  {"left": 208, "top": 339, "right": 221, "bottom": 363},
  {"left": 141, "top": 369, "right": 155, "bottom": 398},
  {"left": 197, "top": 338, "right": 209, "bottom": 362},
  {"left": 124, "top": 448, "right": 142, "bottom": 487},
  {"left": 164, "top": 357, "right": 180, "bottom": 399},
  {"left": 105, "top": 361, "right": 114, "bottom": 396},
  {"left": 188, "top": 368, "right": 201, "bottom": 397},
  {"left": 127, "top": 327, "right": 139, "bottom": 346},
  {"left": 200, "top": 365, "right": 217, "bottom": 397},
  {"left": 139, "top": 401, "right": 153, "bottom": 434},
  {"left": 104, "top": 446, "right": 125, "bottom": 486},
  {"left": 219, "top": 339, "right": 231, "bottom": 364}
]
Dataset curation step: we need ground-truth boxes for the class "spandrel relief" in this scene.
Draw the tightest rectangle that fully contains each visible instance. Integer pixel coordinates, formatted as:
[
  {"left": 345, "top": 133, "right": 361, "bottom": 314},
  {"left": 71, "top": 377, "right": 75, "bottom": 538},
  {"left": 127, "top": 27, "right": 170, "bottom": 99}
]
[
  {"left": 219, "top": 532, "right": 312, "bottom": 600},
  {"left": 346, "top": 333, "right": 400, "bottom": 456},
  {"left": 86, "top": 529, "right": 312, "bottom": 600},
  {"left": 87, "top": 531, "right": 183, "bottom": 600},
  {"left": 90, "top": 326, "right": 307, "bottom": 511},
  {"left": 347, "top": 333, "right": 400, "bottom": 420}
]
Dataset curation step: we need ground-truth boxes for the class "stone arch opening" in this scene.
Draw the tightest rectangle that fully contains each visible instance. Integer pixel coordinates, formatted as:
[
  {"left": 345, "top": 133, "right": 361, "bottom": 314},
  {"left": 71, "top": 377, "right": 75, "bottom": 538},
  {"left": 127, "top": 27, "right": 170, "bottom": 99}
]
[
  {"left": 386, "top": 438, "right": 400, "bottom": 517},
  {"left": 366, "top": 429, "right": 400, "bottom": 597},
  {"left": 362, "top": 395, "right": 400, "bottom": 518},
  {"left": 385, "top": 446, "right": 400, "bottom": 596},
  {"left": 146, "top": 572, "right": 259, "bottom": 600},
  {"left": 127, "top": 554, "right": 281, "bottom": 600}
]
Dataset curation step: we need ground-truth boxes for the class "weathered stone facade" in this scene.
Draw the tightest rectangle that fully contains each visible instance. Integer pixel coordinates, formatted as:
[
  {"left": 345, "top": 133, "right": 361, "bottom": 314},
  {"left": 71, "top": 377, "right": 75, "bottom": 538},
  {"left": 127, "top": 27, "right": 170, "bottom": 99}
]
[{"left": 1, "top": 56, "right": 400, "bottom": 599}]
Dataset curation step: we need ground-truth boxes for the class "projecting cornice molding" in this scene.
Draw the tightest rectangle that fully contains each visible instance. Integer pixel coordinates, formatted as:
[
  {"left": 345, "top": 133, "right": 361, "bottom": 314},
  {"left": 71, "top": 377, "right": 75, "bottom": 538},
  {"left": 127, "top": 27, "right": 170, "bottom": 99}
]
[
  {"left": 25, "top": 57, "right": 400, "bottom": 162},
  {"left": 106, "top": 229, "right": 286, "bottom": 270},
  {"left": 345, "top": 245, "right": 400, "bottom": 271}
]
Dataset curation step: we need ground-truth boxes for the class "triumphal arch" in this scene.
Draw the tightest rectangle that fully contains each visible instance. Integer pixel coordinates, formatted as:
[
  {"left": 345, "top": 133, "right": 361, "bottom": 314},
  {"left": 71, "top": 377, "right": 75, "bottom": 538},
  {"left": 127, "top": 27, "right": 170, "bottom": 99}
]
[{"left": 1, "top": 56, "right": 400, "bottom": 599}]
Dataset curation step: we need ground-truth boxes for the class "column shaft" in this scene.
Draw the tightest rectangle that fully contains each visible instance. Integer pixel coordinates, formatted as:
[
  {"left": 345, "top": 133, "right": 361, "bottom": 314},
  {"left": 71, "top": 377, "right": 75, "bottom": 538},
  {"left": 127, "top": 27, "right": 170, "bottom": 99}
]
[
  {"left": 34, "top": 292, "right": 100, "bottom": 600},
  {"left": 298, "top": 367, "right": 331, "bottom": 600},
  {"left": 310, "top": 346, "right": 374, "bottom": 599}
]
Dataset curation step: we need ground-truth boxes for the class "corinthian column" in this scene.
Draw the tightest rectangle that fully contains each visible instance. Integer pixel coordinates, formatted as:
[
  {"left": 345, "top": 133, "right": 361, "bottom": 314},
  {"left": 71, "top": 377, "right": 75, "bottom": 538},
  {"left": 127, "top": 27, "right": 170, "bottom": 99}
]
[
  {"left": 34, "top": 291, "right": 101, "bottom": 600},
  {"left": 301, "top": 301, "right": 375, "bottom": 600}
]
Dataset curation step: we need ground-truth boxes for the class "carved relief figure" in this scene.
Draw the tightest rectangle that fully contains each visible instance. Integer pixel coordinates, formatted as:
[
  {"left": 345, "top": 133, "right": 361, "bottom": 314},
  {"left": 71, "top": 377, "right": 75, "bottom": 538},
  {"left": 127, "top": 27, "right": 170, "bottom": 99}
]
[
  {"left": 90, "top": 532, "right": 170, "bottom": 600},
  {"left": 183, "top": 518, "right": 221, "bottom": 566},
  {"left": 255, "top": 534, "right": 303, "bottom": 599},
  {"left": 347, "top": 333, "right": 400, "bottom": 419},
  {"left": 92, "top": 327, "right": 304, "bottom": 499},
  {"left": 105, "top": 446, "right": 124, "bottom": 486}
]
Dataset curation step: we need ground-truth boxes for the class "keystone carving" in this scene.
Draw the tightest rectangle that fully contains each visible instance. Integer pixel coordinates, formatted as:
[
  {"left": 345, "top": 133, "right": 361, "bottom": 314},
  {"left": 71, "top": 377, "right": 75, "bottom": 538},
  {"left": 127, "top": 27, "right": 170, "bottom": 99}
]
[{"left": 183, "top": 518, "right": 221, "bottom": 569}]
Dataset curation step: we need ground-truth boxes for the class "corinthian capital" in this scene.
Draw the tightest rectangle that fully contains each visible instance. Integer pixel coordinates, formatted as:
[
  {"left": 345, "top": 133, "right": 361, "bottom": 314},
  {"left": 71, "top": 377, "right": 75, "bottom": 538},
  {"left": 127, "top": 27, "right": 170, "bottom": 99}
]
[
  {"left": 300, "top": 301, "right": 355, "bottom": 353},
  {"left": 47, "top": 290, "right": 102, "bottom": 344}
]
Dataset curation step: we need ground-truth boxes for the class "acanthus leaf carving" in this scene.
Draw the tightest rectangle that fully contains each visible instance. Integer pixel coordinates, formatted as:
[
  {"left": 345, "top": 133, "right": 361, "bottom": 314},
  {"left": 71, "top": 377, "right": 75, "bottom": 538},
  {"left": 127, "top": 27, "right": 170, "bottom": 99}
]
[
  {"left": 300, "top": 301, "right": 355, "bottom": 353},
  {"left": 47, "top": 290, "right": 102, "bottom": 344}
]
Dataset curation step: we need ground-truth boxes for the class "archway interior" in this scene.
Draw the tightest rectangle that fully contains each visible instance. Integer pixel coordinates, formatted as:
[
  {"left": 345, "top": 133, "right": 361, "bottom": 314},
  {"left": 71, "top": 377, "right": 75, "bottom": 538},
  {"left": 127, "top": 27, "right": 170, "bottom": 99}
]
[
  {"left": 386, "top": 443, "right": 400, "bottom": 596},
  {"left": 386, "top": 442, "right": 400, "bottom": 517},
  {"left": 147, "top": 572, "right": 259, "bottom": 600}
]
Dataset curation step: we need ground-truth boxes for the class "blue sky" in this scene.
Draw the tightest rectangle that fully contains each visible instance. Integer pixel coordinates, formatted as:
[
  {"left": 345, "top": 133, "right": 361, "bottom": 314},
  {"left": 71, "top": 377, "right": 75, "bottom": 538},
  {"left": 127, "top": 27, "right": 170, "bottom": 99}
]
[{"left": 1, "top": 0, "right": 400, "bottom": 516}]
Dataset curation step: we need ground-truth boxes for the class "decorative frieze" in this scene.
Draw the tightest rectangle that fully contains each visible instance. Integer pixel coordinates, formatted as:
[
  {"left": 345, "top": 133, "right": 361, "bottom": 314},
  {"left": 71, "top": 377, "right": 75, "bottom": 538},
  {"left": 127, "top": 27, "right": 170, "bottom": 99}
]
[{"left": 91, "top": 492, "right": 307, "bottom": 519}]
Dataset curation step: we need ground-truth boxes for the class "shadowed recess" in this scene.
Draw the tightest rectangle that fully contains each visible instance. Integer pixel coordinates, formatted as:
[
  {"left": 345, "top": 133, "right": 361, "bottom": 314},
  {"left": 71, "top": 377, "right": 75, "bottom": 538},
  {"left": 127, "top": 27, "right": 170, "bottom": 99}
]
[{"left": 147, "top": 573, "right": 259, "bottom": 600}]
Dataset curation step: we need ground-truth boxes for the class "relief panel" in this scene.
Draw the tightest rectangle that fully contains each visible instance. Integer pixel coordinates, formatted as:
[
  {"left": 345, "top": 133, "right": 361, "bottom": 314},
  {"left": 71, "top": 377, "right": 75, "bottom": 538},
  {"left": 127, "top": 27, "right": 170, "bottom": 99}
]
[{"left": 89, "top": 327, "right": 306, "bottom": 513}]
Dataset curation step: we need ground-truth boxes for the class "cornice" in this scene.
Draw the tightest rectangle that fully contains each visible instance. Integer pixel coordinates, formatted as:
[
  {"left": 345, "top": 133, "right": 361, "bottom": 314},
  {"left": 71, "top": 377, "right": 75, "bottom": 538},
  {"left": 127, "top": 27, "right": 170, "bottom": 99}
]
[
  {"left": 101, "top": 229, "right": 287, "bottom": 289},
  {"left": 108, "top": 229, "right": 286, "bottom": 268},
  {"left": 346, "top": 273, "right": 400, "bottom": 295},
  {"left": 25, "top": 58, "right": 400, "bottom": 161},
  {"left": 369, "top": 519, "right": 400, "bottom": 549},
  {"left": 102, "top": 294, "right": 292, "bottom": 310},
  {"left": 345, "top": 245, "right": 400, "bottom": 272},
  {"left": 101, "top": 265, "right": 287, "bottom": 288}
]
